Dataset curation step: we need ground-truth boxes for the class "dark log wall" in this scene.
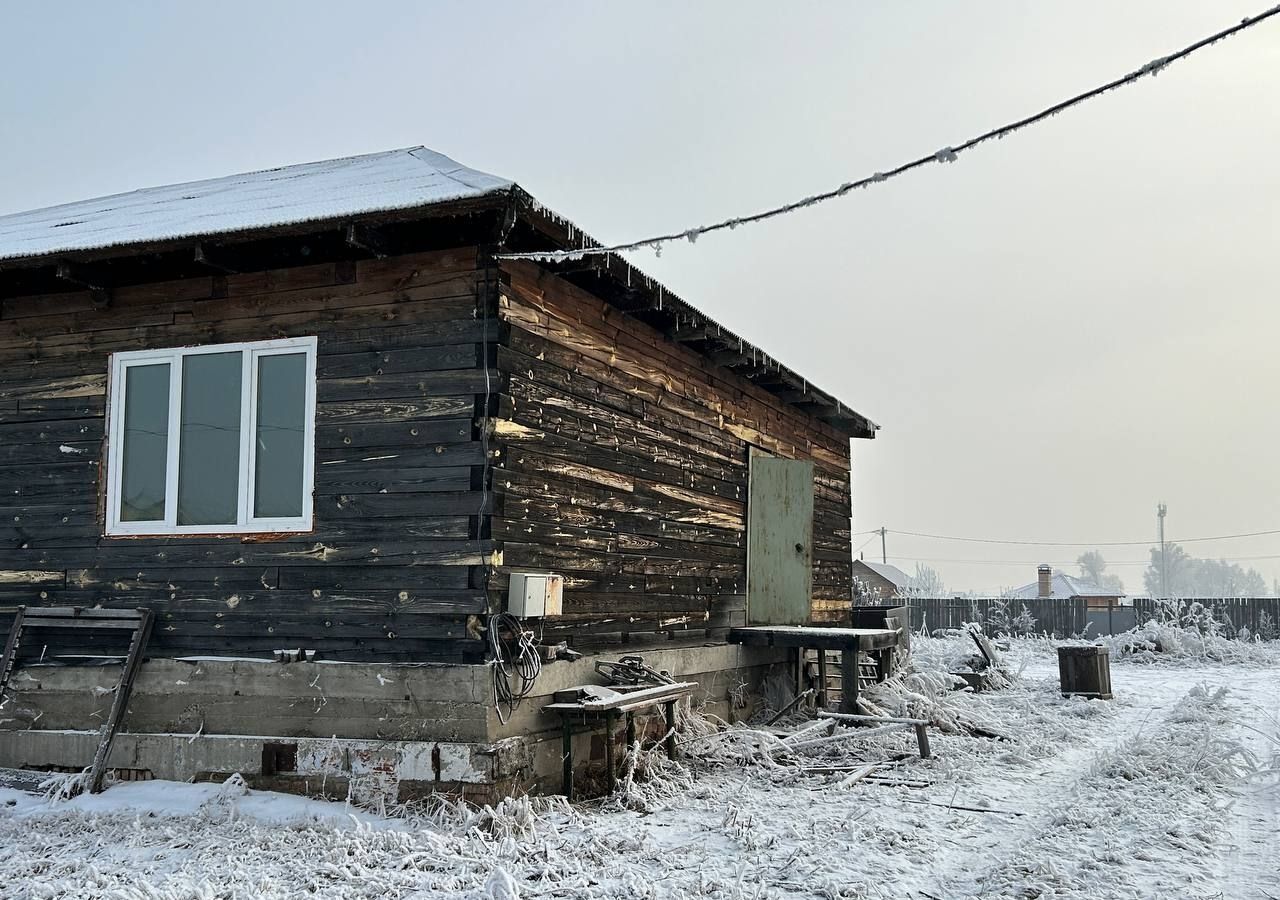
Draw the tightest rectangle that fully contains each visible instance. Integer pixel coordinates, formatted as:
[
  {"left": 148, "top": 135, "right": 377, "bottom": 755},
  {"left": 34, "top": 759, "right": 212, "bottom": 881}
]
[
  {"left": 0, "top": 248, "right": 493, "bottom": 662},
  {"left": 489, "top": 260, "right": 854, "bottom": 649}
]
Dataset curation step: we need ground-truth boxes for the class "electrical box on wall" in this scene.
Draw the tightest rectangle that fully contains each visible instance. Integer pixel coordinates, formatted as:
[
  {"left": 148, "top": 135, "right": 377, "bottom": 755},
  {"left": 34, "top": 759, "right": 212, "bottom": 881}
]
[{"left": 507, "top": 572, "right": 564, "bottom": 618}]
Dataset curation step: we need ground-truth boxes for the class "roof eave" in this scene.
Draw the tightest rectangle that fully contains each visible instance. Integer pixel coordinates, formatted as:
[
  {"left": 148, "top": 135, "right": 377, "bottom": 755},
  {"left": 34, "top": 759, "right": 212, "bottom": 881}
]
[
  {"left": 507, "top": 189, "right": 878, "bottom": 440},
  {"left": 0, "top": 192, "right": 512, "bottom": 273}
]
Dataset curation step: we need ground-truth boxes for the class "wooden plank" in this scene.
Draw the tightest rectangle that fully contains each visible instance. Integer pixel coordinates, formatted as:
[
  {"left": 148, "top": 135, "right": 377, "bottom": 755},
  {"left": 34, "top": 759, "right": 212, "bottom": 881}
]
[
  {"left": 496, "top": 469, "right": 741, "bottom": 530},
  {"left": 65, "top": 567, "right": 281, "bottom": 592},
  {"left": 316, "top": 396, "right": 475, "bottom": 425},
  {"left": 320, "top": 319, "right": 488, "bottom": 355},
  {"left": 503, "top": 447, "right": 635, "bottom": 493},
  {"left": 276, "top": 565, "right": 474, "bottom": 592},
  {"left": 318, "top": 491, "right": 491, "bottom": 518},
  {"left": 0, "top": 373, "right": 107, "bottom": 401},
  {"left": 315, "top": 418, "right": 473, "bottom": 450},
  {"left": 19, "top": 606, "right": 148, "bottom": 620},
  {"left": 2, "top": 538, "right": 492, "bottom": 571},
  {"left": 0, "top": 417, "right": 103, "bottom": 443},
  {"left": 315, "top": 464, "right": 473, "bottom": 495},
  {"left": 318, "top": 345, "right": 478, "bottom": 378},
  {"left": 495, "top": 497, "right": 743, "bottom": 548},
  {"left": 2, "top": 276, "right": 213, "bottom": 319},
  {"left": 5, "top": 397, "right": 104, "bottom": 422},
  {"left": 316, "top": 370, "right": 490, "bottom": 403},
  {"left": 1, "top": 588, "right": 488, "bottom": 616},
  {"left": 11, "top": 617, "right": 141, "bottom": 630},
  {"left": 191, "top": 279, "right": 479, "bottom": 324},
  {"left": 545, "top": 682, "right": 695, "bottom": 713},
  {"left": 729, "top": 626, "right": 899, "bottom": 652}
]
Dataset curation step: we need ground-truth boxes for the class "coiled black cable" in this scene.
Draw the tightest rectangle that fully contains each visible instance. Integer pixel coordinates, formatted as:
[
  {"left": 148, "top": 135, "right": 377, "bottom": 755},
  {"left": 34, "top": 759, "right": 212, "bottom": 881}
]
[{"left": 489, "top": 612, "right": 542, "bottom": 724}]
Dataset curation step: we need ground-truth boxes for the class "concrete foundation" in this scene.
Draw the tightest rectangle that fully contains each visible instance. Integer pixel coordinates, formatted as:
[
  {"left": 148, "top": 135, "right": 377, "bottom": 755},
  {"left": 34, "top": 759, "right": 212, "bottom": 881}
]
[
  {"left": 0, "top": 643, "right": 792, "bottom": 803},
  {"left": 493, "top": 643, "right": 790, "bottom": 794}
]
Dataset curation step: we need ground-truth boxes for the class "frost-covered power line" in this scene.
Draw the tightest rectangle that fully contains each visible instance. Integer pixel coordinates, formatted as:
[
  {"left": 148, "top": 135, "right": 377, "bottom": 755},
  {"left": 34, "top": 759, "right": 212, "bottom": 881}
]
[
  {"left": 886, "top": 555, "right": 1280, "bottom": 568},
  {"left": 498, "top": 5, "right": 1280, "bottom": 263},
  {"left": 888, "top": 528, "right": 1280, "bottom": 548}
]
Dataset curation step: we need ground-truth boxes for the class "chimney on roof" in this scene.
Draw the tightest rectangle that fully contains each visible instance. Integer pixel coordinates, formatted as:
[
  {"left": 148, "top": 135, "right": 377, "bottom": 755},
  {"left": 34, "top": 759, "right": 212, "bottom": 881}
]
[{"left": 1037, "top": 564, "right": 1053, "bottom": 599}]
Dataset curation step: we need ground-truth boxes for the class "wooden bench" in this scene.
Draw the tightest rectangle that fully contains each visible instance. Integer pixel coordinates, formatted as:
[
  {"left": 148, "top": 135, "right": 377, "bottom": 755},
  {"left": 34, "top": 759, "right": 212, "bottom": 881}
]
[{"left": 544, "top": 681, "right": 696, "bottom": 799}]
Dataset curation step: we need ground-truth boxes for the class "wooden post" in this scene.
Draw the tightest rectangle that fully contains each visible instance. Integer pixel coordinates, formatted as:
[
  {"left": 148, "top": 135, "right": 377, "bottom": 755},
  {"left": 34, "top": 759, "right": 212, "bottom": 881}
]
[
  {"left": 664, "top": 701, "right": 678, "bottom": 759},
  {"left": 561, "top": 714, "right": 574, "bottom": 801},
  {"left": 876, "top": 647, "right": 895, "bottom": 682},
  {"left": 914, "top": 723, "right": 932, "bottom": 759},
  {"left": 840, "top": 648, "right": 859, "bottom": 713},
  {"left": 625, "top": 711, "right": 636, "bottom": 750},
  {"left": 816, "top": 649, "right": 829, "bottom": 710},
  {"left": 605, "top": 710, "right": 618, "bottom": 793},
  {"left": 89, "top": 610, "right": 152, "bottom": 795}
]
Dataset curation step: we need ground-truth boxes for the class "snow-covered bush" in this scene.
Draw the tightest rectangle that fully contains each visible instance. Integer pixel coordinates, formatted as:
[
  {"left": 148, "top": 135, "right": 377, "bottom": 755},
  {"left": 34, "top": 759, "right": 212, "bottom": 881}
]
[
  {"left": 1257, "top": 610, "right": 1278, "bottom": 641},
  {"left": 1105, "top": 609, "right": 1280, "bottom": 664},
  {"left": 980, "top": 598, "right": 1037, "bottom": 637}
]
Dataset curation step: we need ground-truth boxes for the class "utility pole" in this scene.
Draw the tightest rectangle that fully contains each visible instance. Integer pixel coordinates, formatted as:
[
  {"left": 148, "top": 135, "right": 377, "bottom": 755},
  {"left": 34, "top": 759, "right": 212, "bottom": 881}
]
[
  {"left": 1157, "top": 503, "right": 1168, "bottom": 599},
  {"left": 879, "top": 527, "right": 887, "bottom": 565}
]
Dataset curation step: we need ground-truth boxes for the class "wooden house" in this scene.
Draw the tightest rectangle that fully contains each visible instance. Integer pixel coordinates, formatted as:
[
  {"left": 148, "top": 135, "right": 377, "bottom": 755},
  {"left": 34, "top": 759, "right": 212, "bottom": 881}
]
[
  {"left": 0, "top": 148, "right": 877, "bottom": 798},
  {"left": 1007, "top": 565, "right": 1126, "bottom": 608},
  {"left": 852, "top": 560, "right": 916, "bottom": 601}
]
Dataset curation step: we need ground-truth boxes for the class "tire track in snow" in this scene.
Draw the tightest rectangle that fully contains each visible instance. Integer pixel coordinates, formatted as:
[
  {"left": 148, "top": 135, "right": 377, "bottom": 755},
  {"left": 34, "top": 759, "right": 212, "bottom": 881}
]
[
  {"left": 1218, "top": 669, "right": 1280, "bottom": 900},
  {"left": 914, "top": 668, "right": 1175, "bottom": 899},
  {"left": 930, "top": 671, "right": 1257, "bottom": 899}
]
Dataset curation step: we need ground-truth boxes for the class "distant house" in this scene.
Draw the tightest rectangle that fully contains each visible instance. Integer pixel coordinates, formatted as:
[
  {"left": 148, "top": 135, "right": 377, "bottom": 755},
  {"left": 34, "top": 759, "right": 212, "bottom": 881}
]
[
  {"left": 1007, "top": 565, "right": 1126, "bottom": 607},
  {"left": 852, "top": 560, "right": 915, "bottom": 601}
]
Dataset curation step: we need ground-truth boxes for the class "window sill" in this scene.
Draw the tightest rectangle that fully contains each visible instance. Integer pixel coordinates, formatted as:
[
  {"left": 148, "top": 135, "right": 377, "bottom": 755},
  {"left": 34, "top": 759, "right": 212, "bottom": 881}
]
[{"left": 104, "top": 521, "right": 313, "bottom": 538}]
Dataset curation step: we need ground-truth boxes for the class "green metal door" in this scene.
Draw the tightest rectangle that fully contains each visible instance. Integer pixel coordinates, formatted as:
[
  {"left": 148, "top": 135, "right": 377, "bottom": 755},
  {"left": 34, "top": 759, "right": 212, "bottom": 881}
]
[{"left": 746, "top": 453, "right": 815, "bottom": 625}]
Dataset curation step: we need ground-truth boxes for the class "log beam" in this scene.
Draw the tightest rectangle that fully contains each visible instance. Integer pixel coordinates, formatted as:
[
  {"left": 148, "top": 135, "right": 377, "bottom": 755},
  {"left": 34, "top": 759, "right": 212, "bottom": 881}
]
[
  {"left": 193, "top": 243, "right": 240, "bottom": 274},
  {"left": 345, "top": 223, "right": 394, "bottom": 259},
  {"left": 54, "top": 262, "right": 111, "bottom": 308}
]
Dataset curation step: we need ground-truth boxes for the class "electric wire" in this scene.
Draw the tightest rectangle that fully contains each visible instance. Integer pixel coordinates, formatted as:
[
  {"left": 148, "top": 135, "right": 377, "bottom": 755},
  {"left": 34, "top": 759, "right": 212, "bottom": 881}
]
[
  {"left": 884, "top": 554, "right": 1280, "bottom": 568},
  {"left": 853, "top": 534, "right": 879, "bottom": 556},
  {"left": 488, "top": 612, "right": 542, "bottom": 725},
  {"left": 497, "top": 5, "right": 1280, "bottom": 263},
  {"left": 887, "top": 528, "right": 1280, "bottom": 548}
]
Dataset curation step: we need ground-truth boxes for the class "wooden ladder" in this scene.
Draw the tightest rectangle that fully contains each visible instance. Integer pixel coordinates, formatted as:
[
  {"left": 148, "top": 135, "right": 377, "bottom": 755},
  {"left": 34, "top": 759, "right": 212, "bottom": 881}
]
[
  {"left": 857, "top": 654, "right": 881, "bottom": 689},
  {"left": 807, "top": 649, "right": 884, "bottom": 709},
  {"left": 0, "top": 607, "right": 153, "bottom": 794}
]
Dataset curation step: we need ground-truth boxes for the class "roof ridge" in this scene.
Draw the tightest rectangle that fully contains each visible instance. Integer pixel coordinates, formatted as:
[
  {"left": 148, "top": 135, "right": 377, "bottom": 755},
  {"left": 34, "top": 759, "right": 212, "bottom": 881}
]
[{"left": 406, "top": 147, "right": 513, "bottom": 195}]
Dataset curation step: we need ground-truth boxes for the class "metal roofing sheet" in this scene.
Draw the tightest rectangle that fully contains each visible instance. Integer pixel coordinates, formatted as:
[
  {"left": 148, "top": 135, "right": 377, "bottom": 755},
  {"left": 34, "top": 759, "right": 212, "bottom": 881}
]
[{"left": 0, "top": 147, "right": 513, "bottom": 263}]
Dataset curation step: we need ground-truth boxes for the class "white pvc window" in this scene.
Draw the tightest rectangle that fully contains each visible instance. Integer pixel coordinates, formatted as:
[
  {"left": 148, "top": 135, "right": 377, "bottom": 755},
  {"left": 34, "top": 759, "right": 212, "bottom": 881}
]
[{"left": 106, "top": 336, "right": 318, "bottom": 535}]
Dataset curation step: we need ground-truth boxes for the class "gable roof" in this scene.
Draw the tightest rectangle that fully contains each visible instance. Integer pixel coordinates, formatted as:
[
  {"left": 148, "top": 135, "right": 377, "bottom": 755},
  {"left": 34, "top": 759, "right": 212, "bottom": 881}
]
[
  {"left": 854, "top": 561, "right": 915, "bottom": 591},
  {"left": 1006, "top": 572, "right": 1123, "bottom": 601},
  {"left": 0, "top": 148, "right": 513, "bottom": 264}
]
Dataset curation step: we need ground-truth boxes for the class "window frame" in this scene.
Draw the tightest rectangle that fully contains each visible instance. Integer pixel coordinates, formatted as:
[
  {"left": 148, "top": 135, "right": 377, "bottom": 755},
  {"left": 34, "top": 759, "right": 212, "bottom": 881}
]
[{"left": 105, "top": 336, "right": 318, "bottom": 536}]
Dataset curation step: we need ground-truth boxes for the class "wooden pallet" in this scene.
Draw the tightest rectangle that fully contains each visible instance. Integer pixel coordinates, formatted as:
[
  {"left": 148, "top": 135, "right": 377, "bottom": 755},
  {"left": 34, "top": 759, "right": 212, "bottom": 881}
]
[{"left": 0, "top": 606, "right": 153, "bottom": 794}]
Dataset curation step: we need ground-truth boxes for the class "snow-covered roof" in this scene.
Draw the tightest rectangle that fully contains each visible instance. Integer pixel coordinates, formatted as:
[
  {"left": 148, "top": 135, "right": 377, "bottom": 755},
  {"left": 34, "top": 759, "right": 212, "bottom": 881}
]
[
  {"left": 1006, "top": 572, "right": 1123, "bottom": 600},
  {"left": 854, "top": 561, "right": 915, "bottom": 590},
  {"left": 0, "top": 147, "right": 513, "bottom": 263}
]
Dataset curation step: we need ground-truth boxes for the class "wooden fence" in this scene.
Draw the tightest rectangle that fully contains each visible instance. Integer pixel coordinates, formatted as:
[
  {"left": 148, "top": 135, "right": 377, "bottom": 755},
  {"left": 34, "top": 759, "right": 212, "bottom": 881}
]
[
  {"left": 1133, "top": 597, "right": 1280, "bottom": 639},
  {"left": 905, "top": 597, "right": 1085, "bottom": 637},
  {"left": 901, "top": 596, "right": 1280, "bottom": 639}
]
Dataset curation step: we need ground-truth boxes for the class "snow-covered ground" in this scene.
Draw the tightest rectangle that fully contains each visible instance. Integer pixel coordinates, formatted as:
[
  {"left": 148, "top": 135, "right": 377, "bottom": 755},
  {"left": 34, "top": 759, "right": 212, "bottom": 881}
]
[{"left": 1, "top": 633, "right": 1276, "bottom": 900}]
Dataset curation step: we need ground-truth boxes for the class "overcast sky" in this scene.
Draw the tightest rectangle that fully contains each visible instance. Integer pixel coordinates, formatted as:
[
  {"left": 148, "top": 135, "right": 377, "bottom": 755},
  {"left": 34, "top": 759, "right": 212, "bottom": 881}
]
[{"left": 3, "top": 1, "right": 1278, "bottom": 593}]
